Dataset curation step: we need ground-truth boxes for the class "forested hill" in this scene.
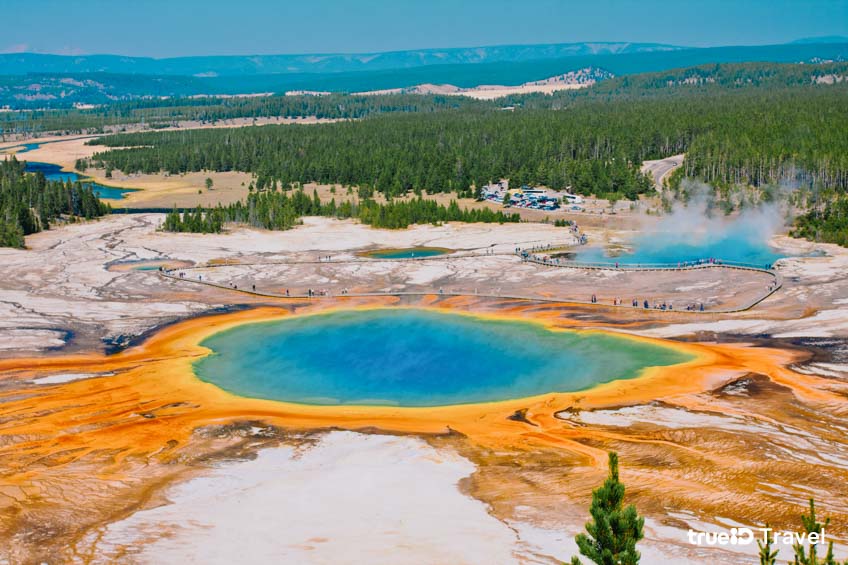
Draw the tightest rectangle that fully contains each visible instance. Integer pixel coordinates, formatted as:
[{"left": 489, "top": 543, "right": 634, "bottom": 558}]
[
  {"left": 82, "top": 79, "right": 848, "bottom": 202},
  {"left": 515, "top": 61, "right": 848, "bottom": 105},
  {"left": 4, "top": 61, "right": 845, "bottom": 138}
]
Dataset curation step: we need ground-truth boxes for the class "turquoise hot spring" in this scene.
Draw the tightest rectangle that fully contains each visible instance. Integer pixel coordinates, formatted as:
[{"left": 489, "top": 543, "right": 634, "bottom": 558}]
[
  {"left": 362, "top": 247, "right": 451, "bottom": 259},
  {"left": 192, "top": 309, "right": 693, "bottom": 407},
  {"left": 573, "top": 221, "right": 785, "bottom": 268}
]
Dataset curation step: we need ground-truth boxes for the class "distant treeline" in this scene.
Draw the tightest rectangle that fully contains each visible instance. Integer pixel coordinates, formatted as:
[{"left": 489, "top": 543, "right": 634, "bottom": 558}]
[
  {"left": 162, "top": 189, "right": 520, "bottom": 233},
  {"left": 0, "top": 157, "right": 110, "bottom": 247},
  {"left": 82, "top": 79, "right": 848, "bottom": 200},
  {"left": 1, "top": 93, "right": 490, "bottom": 137},
  {"left": 512, "top": 61, "right": 848, "bottom": 106},
  {"left": 4, "top": 61, "right": 846, "bottom": 136}
]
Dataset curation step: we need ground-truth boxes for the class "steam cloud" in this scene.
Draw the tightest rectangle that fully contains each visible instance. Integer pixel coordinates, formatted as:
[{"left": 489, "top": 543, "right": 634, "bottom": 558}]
[{"left": 640, "top": 179, "right": 788, "bottom": 251}]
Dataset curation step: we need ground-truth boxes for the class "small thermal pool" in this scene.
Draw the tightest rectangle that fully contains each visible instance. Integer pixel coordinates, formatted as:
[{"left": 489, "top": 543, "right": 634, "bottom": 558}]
[
  {"left": 360, "top": 247, "right": 452, "bottom": 259},
  {"left": 107, "top": 259, "right": 194, "bottom": 272}
]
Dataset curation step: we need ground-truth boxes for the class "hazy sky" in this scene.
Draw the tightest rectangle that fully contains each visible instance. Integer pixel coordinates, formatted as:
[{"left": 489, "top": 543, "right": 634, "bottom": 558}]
[{"left": 5, "top": 0, "right": 847, "bottom": 57}]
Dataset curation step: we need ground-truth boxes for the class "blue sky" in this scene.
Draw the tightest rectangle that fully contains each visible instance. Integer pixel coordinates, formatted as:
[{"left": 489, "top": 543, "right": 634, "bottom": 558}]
[{"left": 5, "top": 0, "right": 847, "bottom": 57}]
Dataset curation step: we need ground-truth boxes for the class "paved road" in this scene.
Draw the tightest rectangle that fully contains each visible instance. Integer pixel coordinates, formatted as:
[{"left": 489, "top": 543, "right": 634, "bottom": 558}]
[{"left": 641, "top": 154, "right": 685, "bottom": 191}]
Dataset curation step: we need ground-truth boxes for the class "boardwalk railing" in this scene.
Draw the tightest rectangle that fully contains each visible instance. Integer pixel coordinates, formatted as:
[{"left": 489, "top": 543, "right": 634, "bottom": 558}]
[
  {"left": 517, "top": 251, "right": 776, "bottom": 273},
  {"left": 512, "top": 248, "right": 783, "bottom": 312},
  {"left": 159, "top": 249, "right": 783, "bottom": 314}
]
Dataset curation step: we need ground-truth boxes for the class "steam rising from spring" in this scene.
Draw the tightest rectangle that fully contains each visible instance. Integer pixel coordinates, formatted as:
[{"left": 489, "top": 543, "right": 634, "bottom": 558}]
[
  {"left": 644, "top": 179, "right": 788, "bottom": 252},
  {"left": 580, "top": 180, "right": 789, "bottom": 266}
]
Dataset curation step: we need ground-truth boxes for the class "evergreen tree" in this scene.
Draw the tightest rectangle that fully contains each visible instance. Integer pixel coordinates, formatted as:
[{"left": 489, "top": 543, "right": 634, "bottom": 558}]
[
  {"left": 0, "top": 156, "right": 110, "bottom": 248},
  {"left": 158, "top": 191, "right": 519, "bottom": 234},
  {"left": 571, "top": 452, "right": 644, "bottom": 565},
  {"left": 758, "top": 524, "right": 778, "bottom": 565},
  {"left": 791, "top": 499, "right": 842, "bottom": 565}
]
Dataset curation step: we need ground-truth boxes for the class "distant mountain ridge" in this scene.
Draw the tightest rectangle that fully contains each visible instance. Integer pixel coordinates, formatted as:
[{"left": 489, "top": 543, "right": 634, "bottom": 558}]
[
  {"left": 0, "top": 42, "right": 683, "bottom": 76},
  {"left": 790, "top": 35, "right": 848, "bottom": 44},
  {"left": 3, "top": 39, "right": 847, "bottom": 79},
  {"left": 1, "top": 41, "right": 847, "bottom": 108}
]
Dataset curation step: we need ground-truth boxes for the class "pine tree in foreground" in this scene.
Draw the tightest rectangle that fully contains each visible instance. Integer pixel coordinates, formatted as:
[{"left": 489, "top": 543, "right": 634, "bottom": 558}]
[
  {"left": 758, "top": 524, "right": 778, "bottom": 565},
  {"left": 791, "top": 499, "right": 844, "bottom": 565},
  {"left": 570, "top": 452, "right": 644, "bottom": 565}
]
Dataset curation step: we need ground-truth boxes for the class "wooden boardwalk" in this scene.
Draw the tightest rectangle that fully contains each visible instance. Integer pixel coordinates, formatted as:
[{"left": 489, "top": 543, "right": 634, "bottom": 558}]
[{"left": 158, "top": 246, "right": 783, "bottom": 314}]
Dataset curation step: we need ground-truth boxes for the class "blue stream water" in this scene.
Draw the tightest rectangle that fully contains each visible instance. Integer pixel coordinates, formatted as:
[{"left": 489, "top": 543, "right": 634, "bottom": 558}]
[
  {"left": 15, "top": 142, "right": 42, "bottom": 154},
  {"left": 193, "top": 309, "right": 692, "bottom": 407},
  {"left": 23, "top": 161, "right": 136, "bottom": 200}
]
